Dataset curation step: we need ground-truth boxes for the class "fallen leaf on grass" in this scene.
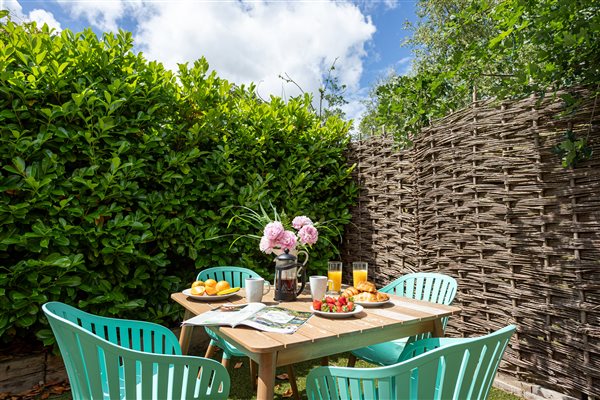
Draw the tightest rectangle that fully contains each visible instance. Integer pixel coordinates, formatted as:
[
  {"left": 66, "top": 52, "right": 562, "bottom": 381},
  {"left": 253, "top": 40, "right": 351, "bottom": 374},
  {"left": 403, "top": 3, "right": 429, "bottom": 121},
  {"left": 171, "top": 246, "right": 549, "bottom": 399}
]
[
  {"left": 282, "top": 388, "right": 294, "bottom": 398},
  {"left": 276, "top": 373, "right": 289, "bottom": 380}
]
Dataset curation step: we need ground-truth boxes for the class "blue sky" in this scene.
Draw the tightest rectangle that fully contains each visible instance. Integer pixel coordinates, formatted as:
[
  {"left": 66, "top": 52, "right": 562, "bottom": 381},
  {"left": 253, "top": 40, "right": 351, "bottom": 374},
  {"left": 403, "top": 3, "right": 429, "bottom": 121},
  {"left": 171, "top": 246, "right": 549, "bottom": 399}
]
[{"left": 2, "top": 0, "right": 417, "bottom": 123}]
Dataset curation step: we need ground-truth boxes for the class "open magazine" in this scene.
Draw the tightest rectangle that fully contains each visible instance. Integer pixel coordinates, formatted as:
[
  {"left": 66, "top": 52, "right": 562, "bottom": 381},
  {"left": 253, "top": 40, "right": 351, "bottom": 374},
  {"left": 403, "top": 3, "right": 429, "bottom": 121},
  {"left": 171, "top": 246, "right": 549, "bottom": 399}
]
[{"left": 182, "top": 303, "right": 312, "bottom": 334}]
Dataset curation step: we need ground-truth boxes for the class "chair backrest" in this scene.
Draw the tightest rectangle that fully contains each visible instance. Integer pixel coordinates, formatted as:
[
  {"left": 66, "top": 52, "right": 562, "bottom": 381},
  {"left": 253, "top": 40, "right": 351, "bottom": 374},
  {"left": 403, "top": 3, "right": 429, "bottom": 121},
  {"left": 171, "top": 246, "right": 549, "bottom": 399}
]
[
  {"left": 197, "top": 266, "right": 261, "bottom": 288},
  {"left": 380, "top": 272, "right": 457, "bottom": 305},
  {"left": 306, "top": 325, "right": 515, "bottom": 400},
  {"left": 381, "top": 272, "right": 458, "bottom": 342},
  {"left": 44, "top": 301, "right": 181, "bottom": 355},
  {"left": 43, "top": 302, "right": 230, "bottom": 400}
]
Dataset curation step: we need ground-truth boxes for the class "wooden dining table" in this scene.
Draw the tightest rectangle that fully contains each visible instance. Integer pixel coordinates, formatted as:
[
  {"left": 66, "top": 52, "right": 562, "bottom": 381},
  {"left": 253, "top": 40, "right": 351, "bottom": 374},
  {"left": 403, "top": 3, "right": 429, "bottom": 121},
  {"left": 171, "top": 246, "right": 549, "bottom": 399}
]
[{"left": 171, "top": 288, "right": 461, "bottom": 400}]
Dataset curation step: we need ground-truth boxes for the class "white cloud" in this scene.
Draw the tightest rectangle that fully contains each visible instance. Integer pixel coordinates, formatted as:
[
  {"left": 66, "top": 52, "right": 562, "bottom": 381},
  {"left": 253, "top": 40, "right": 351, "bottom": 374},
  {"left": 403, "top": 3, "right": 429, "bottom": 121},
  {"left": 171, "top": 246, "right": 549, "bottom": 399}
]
[
  {"left": 134, "top": 1, "right": 376, "bottom": 100},
  {"left": 2, "top": 0, "right": 62, "bottom": 31},
  {"left": 28, "top": 9, "right": 62, "bottom": 32},
  {"left": 57, "top": 0, "right": 143, "bottom": 32}
]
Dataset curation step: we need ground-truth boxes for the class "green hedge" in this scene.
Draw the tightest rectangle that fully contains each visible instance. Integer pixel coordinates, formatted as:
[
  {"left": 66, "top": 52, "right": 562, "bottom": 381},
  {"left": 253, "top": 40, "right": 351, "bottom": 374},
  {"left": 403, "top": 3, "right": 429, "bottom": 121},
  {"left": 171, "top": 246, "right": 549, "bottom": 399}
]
[{"left": 0, "top": 15, "right": 357, "bottom": 346}]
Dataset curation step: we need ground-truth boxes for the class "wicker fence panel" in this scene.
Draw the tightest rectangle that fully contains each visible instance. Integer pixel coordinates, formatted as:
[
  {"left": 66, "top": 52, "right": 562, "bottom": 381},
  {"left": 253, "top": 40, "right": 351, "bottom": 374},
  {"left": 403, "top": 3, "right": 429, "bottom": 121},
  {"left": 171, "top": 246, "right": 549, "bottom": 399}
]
[
  {"left": 342, "top": 87, "right": 599, "bottom": 398},
  {"left": 340, "top": 137, "right": 418, "bottom": 284}
]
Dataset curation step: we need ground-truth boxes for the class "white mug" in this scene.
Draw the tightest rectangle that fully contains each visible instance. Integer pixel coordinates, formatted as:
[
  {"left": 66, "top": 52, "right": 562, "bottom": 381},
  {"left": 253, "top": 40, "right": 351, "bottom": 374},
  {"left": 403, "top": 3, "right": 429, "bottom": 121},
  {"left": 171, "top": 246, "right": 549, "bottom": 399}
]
[
  {"left": 309, "top": 275, "right": 331, "bottom": 301},
  {"left": 245, "top": 278, "right": 271, "bottom": 303}
]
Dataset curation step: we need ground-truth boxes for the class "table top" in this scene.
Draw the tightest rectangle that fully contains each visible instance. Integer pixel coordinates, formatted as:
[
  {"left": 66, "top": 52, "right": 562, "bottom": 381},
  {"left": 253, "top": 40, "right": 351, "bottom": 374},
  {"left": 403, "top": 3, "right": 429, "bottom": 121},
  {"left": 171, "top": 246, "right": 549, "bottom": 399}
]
[{"left": 171, "top": 288, "right": 461, "bottom": 355}]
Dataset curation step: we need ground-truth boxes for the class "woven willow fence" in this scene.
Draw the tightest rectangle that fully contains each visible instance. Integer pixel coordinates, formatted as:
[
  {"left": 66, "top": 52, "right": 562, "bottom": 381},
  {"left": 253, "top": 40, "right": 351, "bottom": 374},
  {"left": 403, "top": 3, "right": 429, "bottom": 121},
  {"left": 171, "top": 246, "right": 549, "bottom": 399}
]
[{"left": 341, "top": 87, "right": 599, "bottom": 398}]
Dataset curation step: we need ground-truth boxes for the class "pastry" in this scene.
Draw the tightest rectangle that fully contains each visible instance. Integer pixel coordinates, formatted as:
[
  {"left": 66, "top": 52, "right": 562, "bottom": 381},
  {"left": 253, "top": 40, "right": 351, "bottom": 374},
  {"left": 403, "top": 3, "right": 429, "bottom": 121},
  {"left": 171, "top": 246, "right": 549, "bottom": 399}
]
[
  {"left": 354, "top": 292, "right": 378, "bottom": 302},
  {"left": 341, "top": 286, "right": 360, "bottom": 298},
  {"left": 356, "top": 281, "right": 377, "bottom": 293},
  {"left": 376, "top": 292, "right": 389, "bottom": 302}
]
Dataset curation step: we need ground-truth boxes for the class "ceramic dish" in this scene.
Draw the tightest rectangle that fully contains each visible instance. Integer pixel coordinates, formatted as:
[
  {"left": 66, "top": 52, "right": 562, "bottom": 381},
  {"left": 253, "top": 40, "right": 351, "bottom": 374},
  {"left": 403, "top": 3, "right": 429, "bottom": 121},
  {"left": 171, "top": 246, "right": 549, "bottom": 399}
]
[
  {"left": 354, "top": 299, "right": 392, "bottom": 308},
  {"left": 310, "top": 304, "right": 364, "bottom": 319},
  {"left": 182, "top": 288, "right": 240, "bottom": 301}
]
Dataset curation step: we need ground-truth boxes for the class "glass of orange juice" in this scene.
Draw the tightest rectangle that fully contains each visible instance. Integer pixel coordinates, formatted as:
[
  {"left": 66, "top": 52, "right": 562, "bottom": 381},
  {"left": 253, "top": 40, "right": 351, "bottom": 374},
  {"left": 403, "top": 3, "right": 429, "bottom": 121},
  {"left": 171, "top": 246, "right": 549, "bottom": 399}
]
[
  {"left": 352, "top": 262, "right": 368, "bottom": 287},
  {"left": 327, "top": 261, "right": 343, "bottom": 293}
]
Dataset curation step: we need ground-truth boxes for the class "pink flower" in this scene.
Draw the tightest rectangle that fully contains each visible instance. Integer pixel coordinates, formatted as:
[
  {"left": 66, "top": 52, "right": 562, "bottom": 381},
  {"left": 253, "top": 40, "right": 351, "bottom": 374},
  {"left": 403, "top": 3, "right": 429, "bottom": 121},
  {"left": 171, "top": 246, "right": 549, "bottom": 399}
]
[
  {"left": 259, "top": 235, "right": 274, "bottom": 254},
  {"left": 263, "top": 221, "right": 285, "bottom": 241},
  {"left": 292, "top": 216, "right": 313, "bottom": 230},
  {"left": 298, "top": 224, "right": 318, "bottom": 245},
  {"left": 276, "top": 230, "right": 297, "bottom": 251}
]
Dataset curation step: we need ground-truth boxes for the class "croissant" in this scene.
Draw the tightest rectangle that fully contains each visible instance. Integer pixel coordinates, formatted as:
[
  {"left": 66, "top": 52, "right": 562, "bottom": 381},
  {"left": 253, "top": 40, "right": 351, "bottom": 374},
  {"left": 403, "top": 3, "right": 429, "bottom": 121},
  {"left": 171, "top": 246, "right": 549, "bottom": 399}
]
[
  {"left": 356, "top": 281, "right": 377, "bottom": 293},
  {"left": 376, "top": 292, "right": 389, "bottom": 302},
  {"left": 354, "top": 292, "right": 378, "bottom": 302},
  {"left": 341, "top": 286, "right": 360, "bottom": 298}
]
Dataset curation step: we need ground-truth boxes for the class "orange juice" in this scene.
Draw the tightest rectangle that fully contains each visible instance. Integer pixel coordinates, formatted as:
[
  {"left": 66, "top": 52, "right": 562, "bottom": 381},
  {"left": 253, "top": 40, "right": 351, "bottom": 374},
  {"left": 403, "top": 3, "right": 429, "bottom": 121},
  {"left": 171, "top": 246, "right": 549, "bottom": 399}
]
[
  {"left": 328, "top": 270, "right": 342, "bottom": 292},
  {"left": 353, "top": 269, "right": 368, "bottom": 287}
]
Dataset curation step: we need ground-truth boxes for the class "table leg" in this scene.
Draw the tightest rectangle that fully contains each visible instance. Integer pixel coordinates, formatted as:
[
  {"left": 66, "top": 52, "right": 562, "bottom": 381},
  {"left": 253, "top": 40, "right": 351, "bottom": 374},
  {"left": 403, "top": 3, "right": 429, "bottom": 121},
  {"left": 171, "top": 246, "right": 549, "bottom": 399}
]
[
  {"left": 179, "top": 309, "right": 194, "bottom": 355},
  {"left": 432, "top": 318, "right": 444, "bottom": 337},
  {"left": 256, "top": 352, "right": 277, "bottom": 400}
]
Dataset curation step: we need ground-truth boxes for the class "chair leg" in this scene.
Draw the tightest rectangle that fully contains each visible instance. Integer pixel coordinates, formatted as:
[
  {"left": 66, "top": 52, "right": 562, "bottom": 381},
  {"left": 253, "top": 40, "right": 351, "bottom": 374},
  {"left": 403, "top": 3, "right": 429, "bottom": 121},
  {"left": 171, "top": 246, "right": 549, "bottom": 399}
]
[
  {"left": 286, "top": 365, "right": 300, "bottom": 400},
  {"left": 347, "top": 353, "right": 357, "bottom": 367},
  {"left": 221, "top": 354, "right": 230, "bottom": 369},
  {"left": 204, "top": 340, "right": 218, "bottom": 359},
  {"left": 250, "top": 360, "right": 258, "bottom": 390}
]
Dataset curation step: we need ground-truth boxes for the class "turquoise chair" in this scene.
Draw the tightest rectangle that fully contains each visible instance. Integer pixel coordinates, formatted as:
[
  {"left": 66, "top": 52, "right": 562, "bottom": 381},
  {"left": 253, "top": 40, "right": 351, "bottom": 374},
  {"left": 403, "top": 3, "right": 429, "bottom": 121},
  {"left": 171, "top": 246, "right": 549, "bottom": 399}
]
[
  {"left": 43, "top": 302, "right": 230, "bottom": 400},
  {"left": 197, "top": 266, "right": 300, "bottom": 399},
  {"left": 349, "top": 272, "right": 458, "bottom": 367},
  {"left": 307, "top": 325, "right": 515, "bottom": 400},
  {"left": 197, "top": 266, "right": 263, "bottom": 366}
]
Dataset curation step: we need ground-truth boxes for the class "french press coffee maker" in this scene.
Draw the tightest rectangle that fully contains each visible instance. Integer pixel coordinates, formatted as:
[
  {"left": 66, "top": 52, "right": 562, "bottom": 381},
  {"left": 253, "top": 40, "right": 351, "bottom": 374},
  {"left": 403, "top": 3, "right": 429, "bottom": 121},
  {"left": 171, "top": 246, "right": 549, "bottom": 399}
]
[{"left": 273, "top": 249, "right": 307, "bottom": 301}]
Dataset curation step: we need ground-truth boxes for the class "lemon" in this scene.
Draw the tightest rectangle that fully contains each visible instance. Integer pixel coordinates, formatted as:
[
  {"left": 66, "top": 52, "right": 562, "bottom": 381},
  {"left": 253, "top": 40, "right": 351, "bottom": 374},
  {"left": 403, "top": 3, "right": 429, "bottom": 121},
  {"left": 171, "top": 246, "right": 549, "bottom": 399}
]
[
  {"left": 192, "top": 280, "right": 204, "bottom": 288},
  {"left": 204, "top": 279, "right": 217, "bottom": 288},
  {"left": 191, "top": 286, "right": 205, "bottom": 296},
  {"left": 205, "top": 286, "right": 218, "bottom": 296},
  {"left": 215, "top": 280, "right": 230, "bottom": 292},
  {"left": 217, "top": 287, "right": 240, "bottom": 296}
]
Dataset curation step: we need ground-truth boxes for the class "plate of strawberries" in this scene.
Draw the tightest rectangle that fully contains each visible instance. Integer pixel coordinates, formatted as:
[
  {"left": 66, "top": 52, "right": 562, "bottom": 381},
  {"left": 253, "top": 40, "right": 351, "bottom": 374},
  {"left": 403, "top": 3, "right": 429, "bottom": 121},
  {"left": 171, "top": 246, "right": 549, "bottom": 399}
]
[{"left": 310, "top": 296, "right": 364, "bottom": 319}]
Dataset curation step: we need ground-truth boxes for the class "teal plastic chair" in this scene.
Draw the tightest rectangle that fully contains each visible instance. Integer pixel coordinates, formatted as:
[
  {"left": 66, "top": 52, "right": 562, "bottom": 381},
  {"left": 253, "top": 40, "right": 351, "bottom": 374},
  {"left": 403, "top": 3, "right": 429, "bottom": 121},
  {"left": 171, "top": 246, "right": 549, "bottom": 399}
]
[
  {"left": 197, "top": 266, "right": 263, "bottom": 366},
  {"left": 197, "top": 266, "right": 300, "bottom": 398},
  {"left": 349, "top": 272, "right": 458, "bottom": 366},
  {"left": 307, "top": 325, "right": 515, "bottom": 400},
  {"left": 43, "top": 302, "right": 230, "bottom": 400}
]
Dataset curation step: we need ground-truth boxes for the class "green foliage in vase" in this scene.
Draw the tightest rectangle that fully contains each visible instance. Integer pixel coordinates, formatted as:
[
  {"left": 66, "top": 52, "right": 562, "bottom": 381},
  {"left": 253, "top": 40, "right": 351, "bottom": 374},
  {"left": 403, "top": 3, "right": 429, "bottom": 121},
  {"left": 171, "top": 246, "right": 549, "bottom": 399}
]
[
  {"left": 360, "top": 0, "right": 600, "bottom": 155},
  {"left": 0, "top": 13, "right": 357, "bottom": 346}
]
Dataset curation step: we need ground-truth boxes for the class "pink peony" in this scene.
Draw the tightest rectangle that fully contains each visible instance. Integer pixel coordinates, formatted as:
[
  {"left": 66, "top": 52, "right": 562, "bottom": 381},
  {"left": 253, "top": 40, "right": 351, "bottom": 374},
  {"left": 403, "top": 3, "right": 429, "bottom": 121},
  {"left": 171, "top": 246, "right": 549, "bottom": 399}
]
[
  {"left": 276, "top": 230, "right": 298, "bottom": 251},
  {"left": 263, "top": 221, "right": 285, "bottom": 241},
  {"left": 292, "top": 216, "right": 313, "bottom": 230},
  {"left": 298, "top": 224, "right": 318, "bottom": 245},
  {"left": 259, "top": 235, "right": 274, "bottom": 254}
]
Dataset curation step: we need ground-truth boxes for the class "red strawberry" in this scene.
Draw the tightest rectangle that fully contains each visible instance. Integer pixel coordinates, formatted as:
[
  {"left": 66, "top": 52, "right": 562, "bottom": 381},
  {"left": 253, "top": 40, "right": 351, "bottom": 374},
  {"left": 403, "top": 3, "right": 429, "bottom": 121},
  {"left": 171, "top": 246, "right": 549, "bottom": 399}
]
[
  {"left": 325, "top": 296, "right": 335, "bottom": 304},
  {"left": 336, "top": 304, "right": 343, "bottom": 313},
  {"left": 339, "top": 296, "right": 347, "bottom": 305},
  {"left": 313, "top": 299, "right": 322, "bottom": 310},
  {"left": 347, "top": 301, "right": 354, "bottom": 311}
]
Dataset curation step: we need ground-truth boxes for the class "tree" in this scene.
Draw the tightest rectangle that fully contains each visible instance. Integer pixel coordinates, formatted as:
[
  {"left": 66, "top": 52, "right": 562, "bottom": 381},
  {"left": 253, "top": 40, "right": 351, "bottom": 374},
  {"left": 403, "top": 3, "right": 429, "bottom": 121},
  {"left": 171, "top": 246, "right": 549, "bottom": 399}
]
[{"left": 361, "top": 0, "right": 600, "bottom": 145}]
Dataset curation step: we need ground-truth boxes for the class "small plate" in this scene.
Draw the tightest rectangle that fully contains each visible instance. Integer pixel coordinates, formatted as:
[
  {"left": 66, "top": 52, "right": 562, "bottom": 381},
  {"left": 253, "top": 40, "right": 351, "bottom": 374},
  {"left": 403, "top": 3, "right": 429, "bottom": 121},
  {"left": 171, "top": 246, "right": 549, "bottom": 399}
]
[
  {"left": 354, "top": 299, "right": 391, "bottom": 308},
  {"left": 310, "top": 304, "right": 364, "bottom": 318},
  {"left": 182, "top": 288, "right": 240, "bottom": 301}
]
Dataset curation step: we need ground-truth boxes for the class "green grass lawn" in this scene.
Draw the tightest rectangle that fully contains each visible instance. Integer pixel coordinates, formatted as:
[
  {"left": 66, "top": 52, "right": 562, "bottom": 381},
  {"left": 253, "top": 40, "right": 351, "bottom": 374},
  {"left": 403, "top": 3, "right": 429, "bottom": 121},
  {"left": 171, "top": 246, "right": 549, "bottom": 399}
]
[{"left": 45, "top": 351, "right": 523, "bottom": 399}]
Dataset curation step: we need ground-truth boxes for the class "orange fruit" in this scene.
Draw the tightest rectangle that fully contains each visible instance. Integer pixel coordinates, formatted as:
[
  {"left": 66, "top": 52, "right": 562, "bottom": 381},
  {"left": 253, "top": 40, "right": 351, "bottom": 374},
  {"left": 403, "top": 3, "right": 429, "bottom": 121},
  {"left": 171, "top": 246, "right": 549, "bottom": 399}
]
[
  {"left": 205, "top": 286, "right": 218, "bottom": 296},
  {"left": 191, "top": 286, "right": 205, "bottom": 296},
  {"left": 192, "top": 280, "right": 204, "bottom": 288},
  {"left": 215, "top": 280, "right": 230, "bottom": 292},
  {"left": 204, "top": 279, "right": 217, "bottom": 288}
]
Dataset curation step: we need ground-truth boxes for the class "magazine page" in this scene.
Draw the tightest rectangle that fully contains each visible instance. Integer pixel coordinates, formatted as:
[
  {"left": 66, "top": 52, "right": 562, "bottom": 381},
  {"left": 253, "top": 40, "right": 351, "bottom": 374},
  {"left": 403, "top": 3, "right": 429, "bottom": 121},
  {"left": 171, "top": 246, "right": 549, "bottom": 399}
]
[
  {"left": 240, "top": 306, "right": 312, "bottom": 334},
  {"left": 182, "top": 303, "right": 266, "bottom": 327}
]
